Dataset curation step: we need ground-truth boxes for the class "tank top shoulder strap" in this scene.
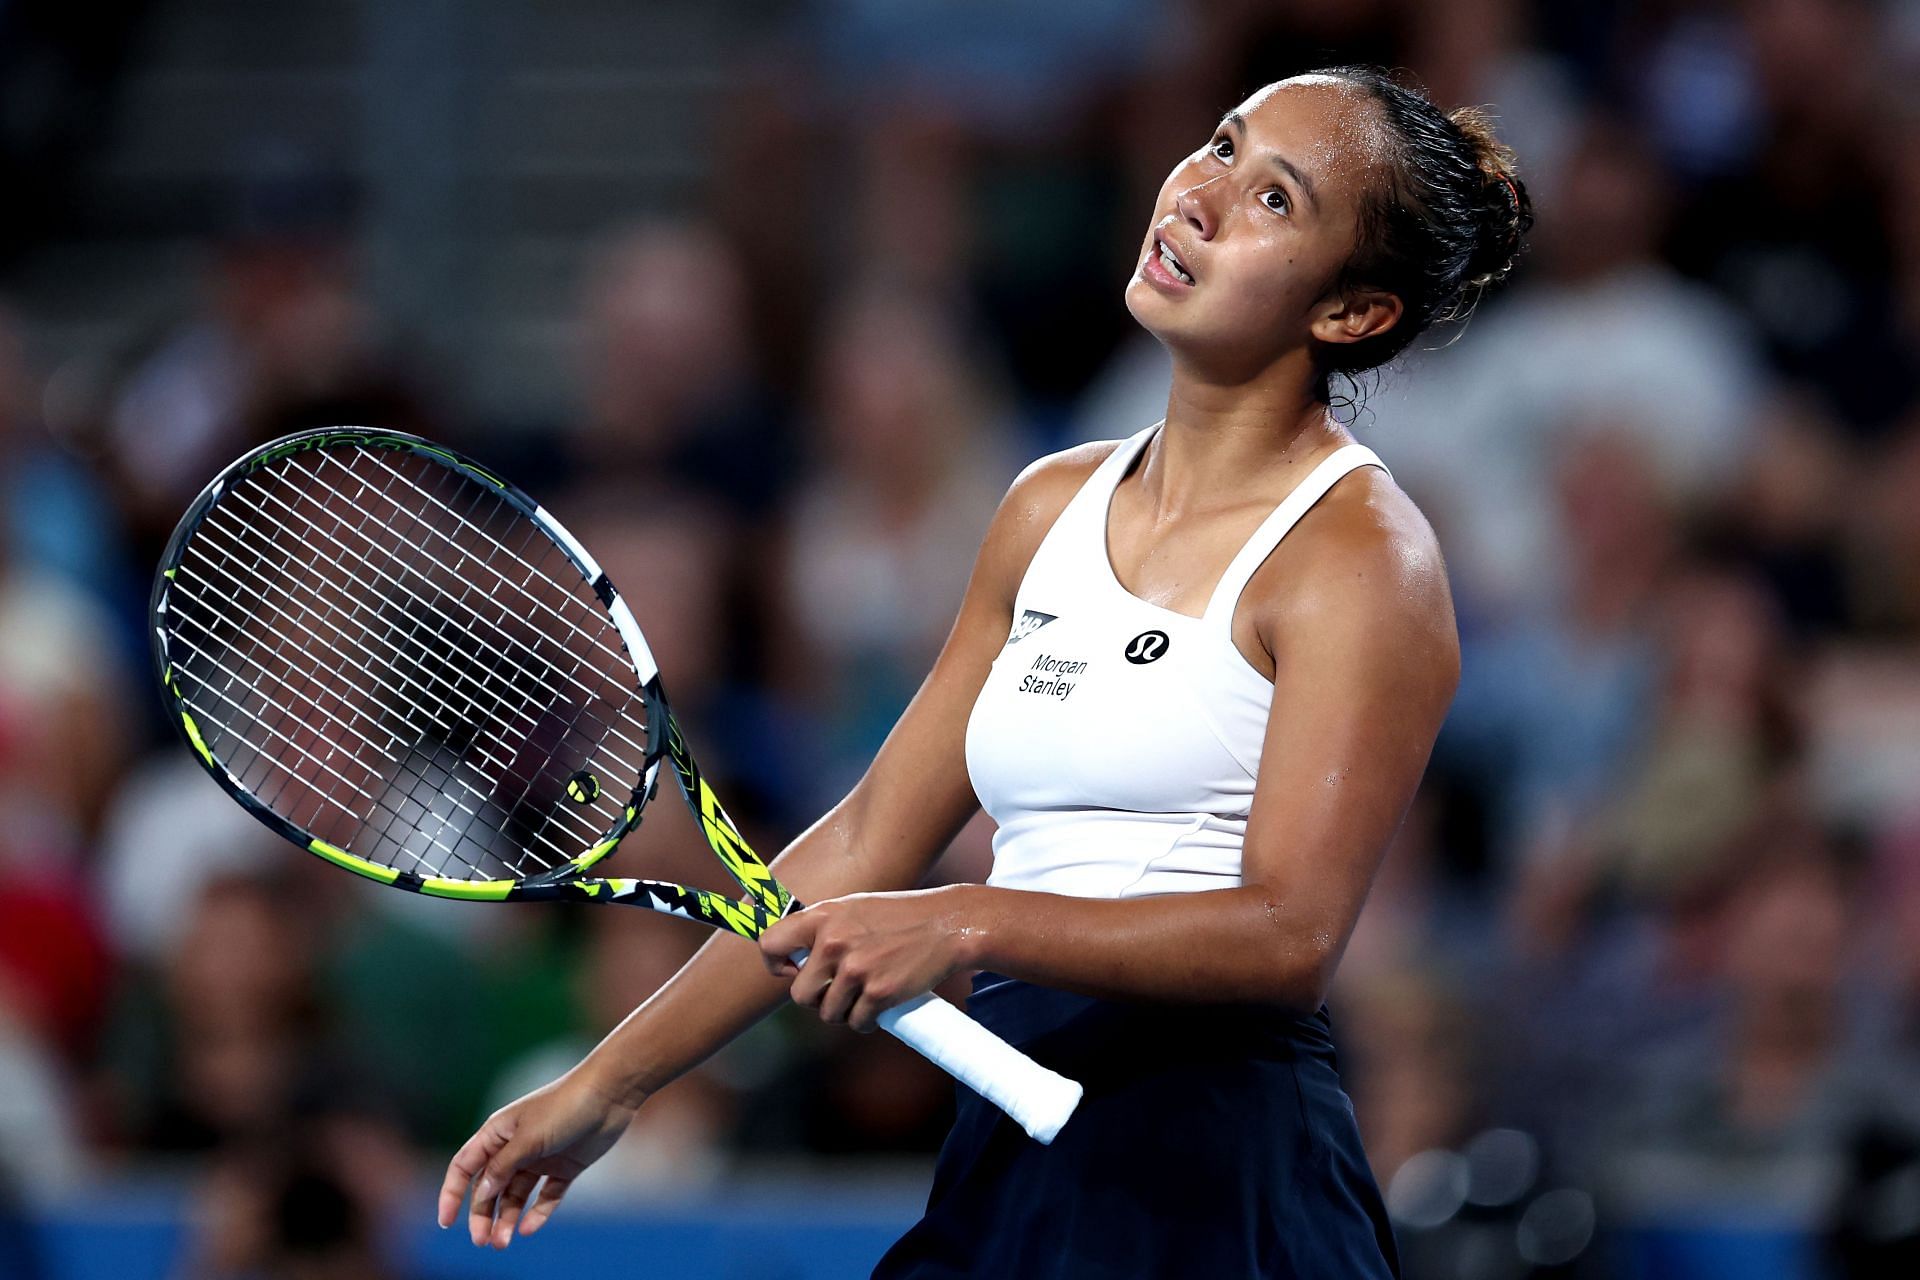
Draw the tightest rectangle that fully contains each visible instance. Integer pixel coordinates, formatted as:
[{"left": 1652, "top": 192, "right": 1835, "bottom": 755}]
[
  {"left": 1083, "top": 424, "right": 1158, "bottom": 507},
  {"left": 1200, "top": 443, "right": 1392, "bottom": 629},
  {"left": 1038, "top": 424, "right": 1159, "bottom": 555}
]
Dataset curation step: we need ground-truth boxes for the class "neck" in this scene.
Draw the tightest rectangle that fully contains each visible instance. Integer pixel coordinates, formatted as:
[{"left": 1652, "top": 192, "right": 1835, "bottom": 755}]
[{"left": 1145, "top": 356, "right": 1347, "bottom": 514}]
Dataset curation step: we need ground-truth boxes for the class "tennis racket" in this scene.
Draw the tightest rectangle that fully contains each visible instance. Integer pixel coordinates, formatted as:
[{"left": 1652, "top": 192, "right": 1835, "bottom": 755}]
[{"left": 149, "top": 426, "right": 1082, "bottom": 1143}]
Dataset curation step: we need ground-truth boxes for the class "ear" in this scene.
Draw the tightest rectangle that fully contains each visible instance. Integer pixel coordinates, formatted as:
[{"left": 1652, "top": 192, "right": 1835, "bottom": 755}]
[{"left": 1310, "top": 287, "right": 1403, "bottom": 348}]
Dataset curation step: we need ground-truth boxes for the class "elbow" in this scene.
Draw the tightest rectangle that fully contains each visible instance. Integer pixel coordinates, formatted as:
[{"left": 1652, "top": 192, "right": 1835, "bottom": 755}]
[{"left": 1247, "top": 895, "right": 1340, "bottom": 1014}]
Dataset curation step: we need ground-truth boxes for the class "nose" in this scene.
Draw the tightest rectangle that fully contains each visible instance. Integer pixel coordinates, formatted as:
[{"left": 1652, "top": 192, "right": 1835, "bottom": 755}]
[{"left": 1174, "top": 180, "right": 1219, "bottom": 240}]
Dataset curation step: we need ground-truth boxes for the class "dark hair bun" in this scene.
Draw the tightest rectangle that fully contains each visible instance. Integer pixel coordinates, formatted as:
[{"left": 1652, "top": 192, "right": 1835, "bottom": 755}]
[
  {"left": 1451, "top": 106, "right": 1532, "bottom": 290},
  {"left": 1299, "top": 66, "right": 1534, "bottom": 406}
]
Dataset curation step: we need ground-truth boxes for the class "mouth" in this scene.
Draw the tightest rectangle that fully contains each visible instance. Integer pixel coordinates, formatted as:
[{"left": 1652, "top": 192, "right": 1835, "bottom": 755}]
[{"left": 1151, "top": 232, "right": 1195, "bottom": 286}]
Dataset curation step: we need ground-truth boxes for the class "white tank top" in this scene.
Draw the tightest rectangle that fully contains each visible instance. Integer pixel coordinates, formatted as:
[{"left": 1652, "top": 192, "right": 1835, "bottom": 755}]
[{"left": 965, "top": 425, "right": 1391, "bottom": 899}]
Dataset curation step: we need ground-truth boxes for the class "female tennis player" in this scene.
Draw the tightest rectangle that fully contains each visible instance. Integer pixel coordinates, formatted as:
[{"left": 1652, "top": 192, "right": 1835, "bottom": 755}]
[{"left": 439, "top": 66, "right": 1529, "bottom": 1276}]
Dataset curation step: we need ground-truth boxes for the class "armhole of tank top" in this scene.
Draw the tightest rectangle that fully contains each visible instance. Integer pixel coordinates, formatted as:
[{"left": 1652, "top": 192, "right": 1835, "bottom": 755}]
[{"left": 1199, "top": 446, "right": 1393, "bottom": 639}]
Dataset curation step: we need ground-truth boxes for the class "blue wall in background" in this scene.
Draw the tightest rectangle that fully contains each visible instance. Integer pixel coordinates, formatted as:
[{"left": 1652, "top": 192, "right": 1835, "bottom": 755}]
[
  {"left": 24, "top": 1186, "right": 925, "bottom": 1280},
  {"left": 18, "top": 1188, "right": 1835, "bottom": 1279}
]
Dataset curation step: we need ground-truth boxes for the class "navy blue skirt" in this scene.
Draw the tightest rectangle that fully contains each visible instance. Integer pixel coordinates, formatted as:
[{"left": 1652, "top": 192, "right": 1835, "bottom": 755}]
[{"left": 873, "top": 974, "right": 1400, "bottom": 1279}]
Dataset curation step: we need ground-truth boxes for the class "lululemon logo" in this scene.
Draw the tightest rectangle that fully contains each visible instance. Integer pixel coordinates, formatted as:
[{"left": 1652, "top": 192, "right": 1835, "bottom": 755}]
[{"left": 1124, "top": 630, "right": 1170, "bottom": 664}]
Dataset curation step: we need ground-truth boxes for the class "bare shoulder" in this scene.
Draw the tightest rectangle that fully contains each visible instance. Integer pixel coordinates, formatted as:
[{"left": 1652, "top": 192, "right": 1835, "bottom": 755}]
[
  {"left": 1000, "top": 439, "right": 1123, "bottom": 532},
  {"left": 983, "top": 437, "right": 1126, "bottom": 568},
  {"left": 1251, "top": 463, "right": 1459, "bottom": 673}
]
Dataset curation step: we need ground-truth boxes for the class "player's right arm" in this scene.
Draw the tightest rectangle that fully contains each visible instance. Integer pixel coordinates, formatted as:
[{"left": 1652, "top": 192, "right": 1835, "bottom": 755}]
[{"left": 438, "top": 442, "right": 1116, "bottom": 1247}]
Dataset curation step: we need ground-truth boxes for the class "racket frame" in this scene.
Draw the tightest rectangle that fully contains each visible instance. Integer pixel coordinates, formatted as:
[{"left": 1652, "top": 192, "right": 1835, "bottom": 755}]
[{"left": 150, "top": 426, "right": 778, "bottom": 935}]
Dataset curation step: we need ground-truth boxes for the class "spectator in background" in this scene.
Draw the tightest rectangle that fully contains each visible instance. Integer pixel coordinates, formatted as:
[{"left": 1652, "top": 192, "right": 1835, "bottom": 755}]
[
  {"left": 179, "top": 1119, "right": 410, "bottom": 1280},
  {"left": 96, "top": 757, "right": 283, "bottom": 966},
  {"left": 0, "top": 470, "right": 119, "bottom": 1070},
  {"left": 560, "top": 221, "right": 792, "bottom": 519},
  {"left": 0, "top": 474, "right": 136, "bottom": 854},
  {"left": 1870, "top": 818, "right": 1920, "bottom": 1060},
  {"left": 1662, "top": 0, "right": 1916, "bottom": 433},
  {"left": 780, "top": 285, "right": 1015, "bottom": 802},
  {"left": 1367, "top": 112, "right": 1763, "bottom": 620},
  {"left": 1485, "top": 562, "right": 1806, "bottom": 1168},
  {"left": 0, "top": 864, "right": 113, "bottom": 1073},
  {"left": 0, "top": 302, "right": 141, "bottom": 647},
  {"left": 1842, "top": 411, "right": 1920, "bottom": 639},
  {"left": 1605, "top": 824, "right": 1920, "bottom": 1211},
  {"left": 0, "top": 966, "right": 89, "bottom": 1208},
  {"left": 1437, "top": 428, "right": 1674, "bottom": 879},
  {"left": 101, "top": 166, "right": 434, "bottom": 558},
  {"left": 103, "top": 873, "right": 341, "bottom": 1152},
  {"left": 97, "top": 756, "right": 525, "bottom": 1154},
  {"left": 1698, "top": 391, "right": 1856, "bottom": 643},
  {"left": 1502, "top": 559, "right": 1803, "bottom": 946},
  {"left": 1797, "top": 411, "right": 1920, "bottom": 835}
]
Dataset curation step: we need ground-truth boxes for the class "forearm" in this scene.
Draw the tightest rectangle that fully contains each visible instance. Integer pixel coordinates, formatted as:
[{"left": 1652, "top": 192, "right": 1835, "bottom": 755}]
[
  {"left": 953, "top": 883, "right": 1341, "bottom": 1012},
  {"left": 577, "top": 805, "right": 927, "bottom": 1107}
]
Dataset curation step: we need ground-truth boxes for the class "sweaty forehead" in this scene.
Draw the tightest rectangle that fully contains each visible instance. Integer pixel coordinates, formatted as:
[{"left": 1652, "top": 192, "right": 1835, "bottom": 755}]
[{"left": 1232, "top": 78, "right": 1392, "bottom": 199}]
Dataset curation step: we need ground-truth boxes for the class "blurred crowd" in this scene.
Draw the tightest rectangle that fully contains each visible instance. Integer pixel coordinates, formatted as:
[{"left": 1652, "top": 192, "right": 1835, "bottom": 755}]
[{"left": 4, "top": 0, "right": 1920, "bottom": 1277}]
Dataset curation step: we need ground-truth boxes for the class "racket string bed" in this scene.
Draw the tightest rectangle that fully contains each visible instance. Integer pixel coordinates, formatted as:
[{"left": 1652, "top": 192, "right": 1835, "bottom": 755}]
[
  {"left": 251, "top": 506, "right": 614, "bottom": 875},
  {"left": 178, "top": 508, "right": 559, "bottom": 878},
  {"left": 164, "top": 582, "right": 492, "bottom": 879},
  {"left": 185, "top": 511, "right": 470, "bottom": 782},
  {"left": 329, "top": 451, "right": 658, "bottom": 862},
  {"left": 407, "top": 461, "right": 641, "bottom": 861},
  {"left": 327, "top": 449, "right": 641, "bottom": 681},
  {"left": 261, "top": 460, "right": 653, "bottom": 775},
  {"left": 319, "top": 451, "right": 650, "bottom": 865},
  {"left": 248, "top": 474, "right": 635, "bottom": 791},
  {"left": 176, "top": 458, "right": 642, "bottom": 880},
  {"left": 177, "top": 529, "right": 510, "bottom": 881},
  {"left": 162, "top": 629, "right": 489, "bottom": 881}
]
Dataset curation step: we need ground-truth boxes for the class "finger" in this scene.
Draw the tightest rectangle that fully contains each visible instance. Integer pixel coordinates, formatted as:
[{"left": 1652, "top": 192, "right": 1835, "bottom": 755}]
[
  {"left": 490, "top": 1169, "right": 541, "bottom": 1249},
  {"left": 468, "top": 1139, "right": 532, "bottom": 1246},
  {"left": 439, "top": 1114, "right": 514, "bottom": 1229},
  {"left": 469, "top": 1178, "right": 500, "bottom": 1248},
  {"left": 818, "top": 969, "right": 862, "bottom": 1026},
  {"left": 788, "top": 950, "right": 836, "bottom": 1010},
  {"left": 519, "top": 1176, "right": 574, "bottom": 1237},
  {"left": 849, "top": 990, "right": 894, "bottom": 1035},
  {"left": 758, "top": 911, "right": 815, "bottom": 970}
]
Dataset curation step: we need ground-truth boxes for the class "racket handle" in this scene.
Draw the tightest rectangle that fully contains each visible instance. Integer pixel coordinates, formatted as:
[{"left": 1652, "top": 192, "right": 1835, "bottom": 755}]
[
  {"left": 880, "top": 990, "right": 1083, "bottom": 1144},
  {"left": 790, "top": 949, "right": 1083, "bottom": 1144}
]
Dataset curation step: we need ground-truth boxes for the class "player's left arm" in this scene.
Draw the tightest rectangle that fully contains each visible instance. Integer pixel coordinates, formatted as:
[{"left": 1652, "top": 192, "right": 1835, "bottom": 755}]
[{"left": 759, "top": 480, "right": 1460, "bottom": 1028}]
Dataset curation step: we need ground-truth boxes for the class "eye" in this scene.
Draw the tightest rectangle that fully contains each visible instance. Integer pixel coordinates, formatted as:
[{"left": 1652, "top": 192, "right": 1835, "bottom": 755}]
[
  {"left": 1207, "top": 135, "right": 1234, "bottom": 162},
  {"left": 1261, "top": 189, "right": 1290, "bottom": 215}
]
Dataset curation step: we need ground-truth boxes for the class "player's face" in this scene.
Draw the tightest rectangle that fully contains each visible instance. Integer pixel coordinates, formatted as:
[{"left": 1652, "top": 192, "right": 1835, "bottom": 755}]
[{"left": 1125, "top": 77, "right": 1391, "bottom": 377}]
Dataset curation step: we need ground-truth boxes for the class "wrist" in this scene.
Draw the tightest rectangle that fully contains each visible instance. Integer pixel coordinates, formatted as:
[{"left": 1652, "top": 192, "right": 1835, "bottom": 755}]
[
  {"left": 945, "top": 883, "right": 999, "bottom": 972},
  {"left": 576, "top": 1038, "right": 661, "bottom": 1112}
]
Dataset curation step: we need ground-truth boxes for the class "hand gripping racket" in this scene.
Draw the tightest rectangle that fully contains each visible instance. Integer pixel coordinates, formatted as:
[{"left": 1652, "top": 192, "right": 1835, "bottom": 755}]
[{"left": 149, "top": 427, "right": 1082, "bottom": 1143}]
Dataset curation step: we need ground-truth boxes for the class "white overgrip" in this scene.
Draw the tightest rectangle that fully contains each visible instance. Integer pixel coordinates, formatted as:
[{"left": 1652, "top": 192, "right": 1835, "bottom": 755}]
[
  {"left": 786, "top": 948, "right": 1081, "bottom": 1143},
  {"left": 877, "top": 991, "right": 1083, "bottom": 1144}
]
